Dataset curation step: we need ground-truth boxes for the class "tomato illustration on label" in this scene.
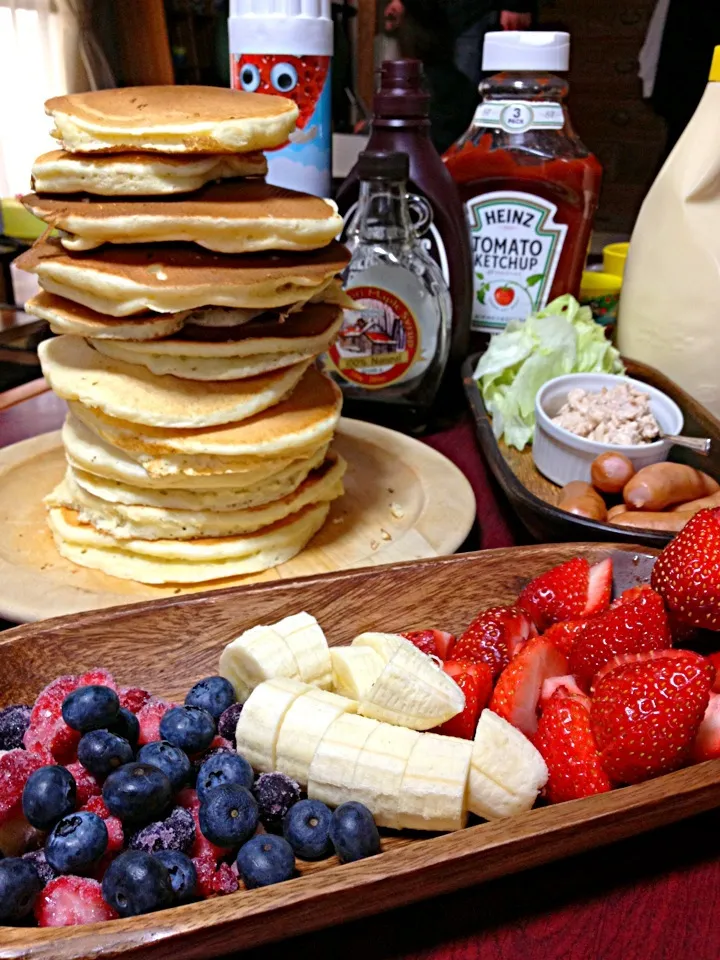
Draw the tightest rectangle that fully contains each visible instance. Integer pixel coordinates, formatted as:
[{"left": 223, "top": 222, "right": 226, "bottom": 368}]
[
  {"left": 494, "top": 286, "right": 515, "bottom": 307},
  {"left": 234, "top": 55, "right": 330, "bottom": 130}
]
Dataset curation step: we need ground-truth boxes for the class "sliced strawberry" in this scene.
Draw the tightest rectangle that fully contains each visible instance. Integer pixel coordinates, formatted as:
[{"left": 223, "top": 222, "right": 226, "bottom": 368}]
[
  {"left": 65, "top": 762, "right": 101, "bottom": 807},
  {"left": 24, "top": 675, "right": 81, "bottom": 764},
  {"left": 453, "top": 606, "right": 535, "bottom": 678},
  {"left": 192, "top": 855, "right": 239, "bottom": 898},
  {"left": 489, "top": 636, "right": 568, "bottom": 736},
  {"left": 535, "top": 691, "right": 612, "bottom": 803},
  {"left": 137, "top": 696, "right": 177, "bottom": 746},
  {"left": 435, "top": 661, "right": 493, "bottom": 739},
  {"left": 0, "top": 750, "right": 48, "bottom": 823},
  {"left": 81, "top": 796, "right": 124, "bottom": 852},
  {"left": 692, "top": 692, "right": 720, "bottom": 762},
  {"left": 519, "top": 557, "right": 612, "bottom": 631},
  {"left": 568, "top": 585, "right": 672, "bottom": 685},
  {"left": 401, "top": 630, "right": 456, "bottom": 660},
  {"left": 651, "top": 507, "right": 720, "bottom": 631},
  {"left": 591, "top": 649, "right": 713, "bottom": 783},
  {"left": 118, "top": 687, "right": 152, "bottom": 714},
  {"left": 539, "top": 675, "right": 589, "bottom": 711},
  {"left": 542, "top": 619, "right": 588, "bottom": 658},
  {"left": 34, "top": 875, "right": 117, "bottom": 927}
]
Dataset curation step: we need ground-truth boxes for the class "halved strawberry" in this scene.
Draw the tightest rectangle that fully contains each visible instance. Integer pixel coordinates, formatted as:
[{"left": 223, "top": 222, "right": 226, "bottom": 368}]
[
  {"left": 435, "top": 660, "right": 493, "bottom": 739},
  {"left": 651, "top": 507, "right": 720, "bottom": 631},
  {"left": 453, "top": 606, "right": 535, "bottom": 678},
  {"left": 539, "top": 674, "right": 589, "bottom": 711},
  {"left": 542, "top": 619, "right": 588, "bottom": 658},
  {"left": 519, "top": 557, "right": 612, "bottom": 631},
  {"left": 692, "top": 692, "right": 720, "bottom": 762},
  {"left": 0, "top": 750, "right": 48, "bottom": 823},
  {"left": 568, "top": 585, "right": 672, "bottom": 685},
  {"left": 489, "top": 636, "right": 568, "bottom": 736},
  {"left": 534, "top": 691, "right": 611, "bottom": 803},
  {"left": 34, "top": 876, "right": 117, "bottom": 927},
  {"left": 401, "top": 630, "right": 456, "bottom": 660},
  {"left": 23, "top": 676, "right": 81, "bottom": 764},
  {"left": 591, "top": 649, "right": 713, "bottom": 783}
]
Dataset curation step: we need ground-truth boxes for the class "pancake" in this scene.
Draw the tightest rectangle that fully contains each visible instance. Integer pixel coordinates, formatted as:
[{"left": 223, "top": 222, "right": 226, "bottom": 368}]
[
  {"left": 45, "top": 86, "right": 299, "bottom": 154},
  {"left": 89, "top": 305, "right": 343, "bottom": 381},
  {"left": 62, "top": 415, "right": 328, "bottom": 490},
  {"left": 16, "top": 239, "right": 351, "bottom": 316},
  {"left": 25, "top": 291, "right": 188, "bottom": 341},
  {"left": 48, "top": 453, "right": 345, "bottom": 540},
  {"left": 24, "top": 182, "right": 343, "bottom": 254},
  {"left": 66, "top": 365, "right": 342, "bottom": 474},
  {"left": 46, "top": 501, "right": 330, "bottom": 584},
  {"left": 31, "top": 150, "right": 268, "bottom": 195},
  {"left": 39, "top": 336, "right": 311, "bottom": 428}
]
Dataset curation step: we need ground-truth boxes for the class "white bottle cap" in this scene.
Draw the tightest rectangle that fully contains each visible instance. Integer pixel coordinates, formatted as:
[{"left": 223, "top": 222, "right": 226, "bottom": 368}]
[
  {"left": 229, "top": 0, "right": 332, "bottom": 55},
  {"left": 482, "top": 31, "right": 570, "bottom": 72}
]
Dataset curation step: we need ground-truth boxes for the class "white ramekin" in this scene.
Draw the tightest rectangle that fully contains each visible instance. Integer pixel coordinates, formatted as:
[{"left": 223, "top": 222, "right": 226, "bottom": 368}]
[{"left": 533, "top": 372, "right": 684, "bottom": 487}]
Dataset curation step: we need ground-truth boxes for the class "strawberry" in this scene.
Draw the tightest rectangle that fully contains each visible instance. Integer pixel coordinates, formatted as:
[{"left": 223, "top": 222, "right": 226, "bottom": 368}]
[
  {"left": 651, "top": 507, "right": 720, "bottom": 631},
  {"left": 709, "top": 652, "right": 720, "bottom": 693},
  {"left": 0, "top": 750, "right": 47, "bottom": 823},
  {"left": 518, "top": 557, "right": 612, "bottom": 631},
  {"left": 542, "top": 619, "right": 588, "bottom": 658},
  {"left": 119, "top": 687, "right": 152, "bottom": 714},
  {"left": 591, "top": 649, "right": 713, "bottom": 783},
  {"left": 23, "top": 675, "right": 81, "bottom": 764},
  {"left": 568, "top": 585, "right": 672, "bottom": 685},
  {"left": 402, "top": 630, "right": 456, "bottom": 660},
  {"left": 534, "top": 691, "right": 612, "bottom": 803},
  {"left": 137, "top": 696, "right": 177, "bottom": 746},
  {"left": 177, "top": 788, "right": 231, "bottom": 862},
  {"left": 436, "top": 661, "right": 493, "bottom": 739},
  {"left": 192, "top": 855, "right": 239, "bottom": 898},
  {"left": 65, "top": 762, "right": 101, "bottom": 807},
  {"left": 539, "top": 674, "right": 589, "bottom": 710},
  {"left": 82, "top": 796, "right": 124, "bottom": 852},
  {"left": 692, "top": 692, "right": 720, "bottom": 762},
  {"left": 34, "top": 876, "right": 117, "bottom": 927},
  {"left": 234, "top": 54, "right": 330, "bottom": 130},
  {"left": 489, "top": 636, "right": 568, "bottom": 736},
  {"left": 453, "top": 606, "right": 535, "bottom": 678}
]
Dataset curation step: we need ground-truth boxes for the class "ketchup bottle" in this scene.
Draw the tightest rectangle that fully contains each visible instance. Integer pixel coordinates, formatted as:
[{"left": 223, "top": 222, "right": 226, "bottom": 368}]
[
  {"left": 336, "top": 60, "right": 472, "bottom": 390},
  {"left": 444, "top": 32, "right": 602, "bottom": 348}
]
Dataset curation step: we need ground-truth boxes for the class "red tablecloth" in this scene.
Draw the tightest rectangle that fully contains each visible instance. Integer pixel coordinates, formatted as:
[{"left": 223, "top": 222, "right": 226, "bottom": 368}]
[{"left": 1, "top": 389, "right": 719, "bottom": 960}]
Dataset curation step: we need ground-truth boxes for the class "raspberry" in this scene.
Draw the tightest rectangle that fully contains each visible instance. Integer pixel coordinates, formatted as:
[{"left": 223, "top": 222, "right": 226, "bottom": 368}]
[
  {"left": 64, "top": 762, "right": 101, "bottom": 807},
  {"left": 82, "top": 796, "right": 124, "bottom": 852},
  {"left": 34, "top": 875, "right": 117, "bottom": 927},
  {"left": 137, "top": 697, "right": 177, "bottom": 746},
  {"left": 192, "top": 856, "right": 238, "bottom": 898},
  {"left": 118, "top": 687, "right": 151, "bottom": 714},
  {"left": 78, "top": 668, "right": 117, "bottom": 691}
]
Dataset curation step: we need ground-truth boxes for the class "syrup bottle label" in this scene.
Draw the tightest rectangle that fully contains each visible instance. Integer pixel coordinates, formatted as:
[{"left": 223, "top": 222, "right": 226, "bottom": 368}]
[
  {"left": 325, "top": 286, "right": 422, "bottom": 388},
  {"left": 466, "top": 189, "right": 568, "bottom": 332}
]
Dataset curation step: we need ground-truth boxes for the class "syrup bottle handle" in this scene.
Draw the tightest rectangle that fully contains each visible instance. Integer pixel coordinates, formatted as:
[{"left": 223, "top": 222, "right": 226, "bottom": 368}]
[{"left": 407, "top": 194, "right": 434, "bottom": 238}]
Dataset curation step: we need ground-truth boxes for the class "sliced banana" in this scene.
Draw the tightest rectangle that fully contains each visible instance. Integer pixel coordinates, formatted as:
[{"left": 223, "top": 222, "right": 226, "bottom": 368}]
[
  {"left": 307, "top": 712, "right": 380, "bottom": 809},
  {"left": 331, "top": 646, "right": 385, "bottom": 700},
  {"left": 275, "top": 688, "right": 357, "bottom": 785},
  {"left": 358, "top": 639, "right": 465, "bottom": 730},
  {"left": 350, "top": 723, "right": 421, "bottom": 829},
  {"left": 234, "top": 677, "right": 309, "bottom": 773},
  {"left": 352, "top": 631, "right": 406, "bottom": 662},
  {"left": 398, "top": 733, "right": 473, "bottom": 832},
  {"left": 274, "top": 612, "right": 332, "bottom": 688}
]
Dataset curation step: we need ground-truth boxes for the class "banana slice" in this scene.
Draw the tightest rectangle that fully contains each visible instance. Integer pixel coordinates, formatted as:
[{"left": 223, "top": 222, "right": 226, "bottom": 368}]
[
  {"left": 275, "top": 688, "right": 357, "bottom": 785},
  {"left": 468, "top": 709, "right": 548, "bottom": 820},
  {"left": 234, "top": 677, "right": 309, "bottom": 773},
  {"left": 331, "top": 646, "right": 385, "bottom": 700},
  {"left": 307, "top": 712, "right": 380, "bottom": 809},
  {"left": 352, "top": 631, "right": 406, "bottom": 662},
  {"left": 358, "top": 640, "right": 465, "bottom": 730},
  {"left": 350, "top": 723, "right": 421, "bottom": 828},
  {"left": 274, "top": 612, "right": 332, "bottom": 689},
  {"left": 398, "top": 733, "right": 473, "bottom": 832}
]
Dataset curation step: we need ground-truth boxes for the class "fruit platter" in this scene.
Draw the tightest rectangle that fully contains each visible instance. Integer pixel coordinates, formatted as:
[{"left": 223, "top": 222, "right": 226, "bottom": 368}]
[{"left": 2, "top": 529, "right": 720, "bottom": 960}]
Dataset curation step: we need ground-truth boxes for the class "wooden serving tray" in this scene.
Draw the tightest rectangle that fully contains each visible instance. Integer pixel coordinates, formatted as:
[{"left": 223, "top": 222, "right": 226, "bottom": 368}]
[
  {"left": 463, "top": 354, "right": 720, "bottom": 549},
  {"left": 2, "top": 543, "right": 720, "bottom": 960}
]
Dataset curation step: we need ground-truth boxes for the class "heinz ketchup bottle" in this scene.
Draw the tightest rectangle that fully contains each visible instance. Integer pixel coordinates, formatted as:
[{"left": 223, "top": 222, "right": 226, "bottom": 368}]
[{"left": 444, "top": 32, "right": 601, "bottom": 347}]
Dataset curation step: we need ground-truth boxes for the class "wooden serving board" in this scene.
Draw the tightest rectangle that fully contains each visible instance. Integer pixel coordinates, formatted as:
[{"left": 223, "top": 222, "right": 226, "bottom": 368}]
[
  {"left": 1, "top": 543, "right": 719, "bottom": 960},
  {"left": 0, "top": 417, "right": 475, "bottom": 623},
  {"left": 463, "top": 355, "right": 720, "bottom": 549}
]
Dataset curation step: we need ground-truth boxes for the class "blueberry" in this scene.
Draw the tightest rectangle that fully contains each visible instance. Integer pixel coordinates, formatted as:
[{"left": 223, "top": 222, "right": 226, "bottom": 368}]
[
  {"left": 217, "top": 702, "right": 243, "bottom": 745},
  {"left": 153, "top": 850, "right": 197, "bottom": 904},
  {"left": 22, "top": 849, "right": 57, "bottom": 886},
  {"left": 198, "top": 784, "right": 257, "bottom": 847},
  {"left": 159, "top": 706, "right": 216, "bottom": 754},
  {"left": 103, "top": 762, "right": 172, "bottom": 825},
  {"left": 0, "top": 857, "right": 42, "bottom": 921},
  {"left": 62, "top": 685, "right": 120, "bottom": 732},
  {"left": 45, "top": 811, "right": 108, "bottom": 874},
  {"left": 78, "top": 730, "right": 134, "bottom": 779},
  {"left": 236, "top": 834, "right": 295, "bottom": 889},
  {"left": 283, "top": 799, "right": 333, "bottom": 860},
  {"left": 22, "top": 765, "right": 76, "bottom": 831},
  {"left": 110, "top": 707, "right": 140, "bottom": 748},
  {"left": 102, "top": 850, "right": 174, "bottom": 917},
  {"left": 137, "top": 741, "right": 192, "bottom": 793},
  {"left": 185, "top": 676, "right": 235, "bottom": 720},
  {"left": 128, "top": 806, "right": 195, "bottom": 855},
  {"left": 253, "top": 772, "right": 301, "bottom": 831},
  {"left": 0, "top": 704, "right": 32, "bottom": 751},
  {"left": 196, "top": 751, "right": 253, "bottom": 803},
  {"left": 329, "top": 801, "right": 381, "bottom": 863}
]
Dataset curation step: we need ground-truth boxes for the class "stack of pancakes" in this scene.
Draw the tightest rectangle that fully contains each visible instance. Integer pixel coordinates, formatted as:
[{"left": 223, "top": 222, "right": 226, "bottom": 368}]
[{"left": 16, "top": 86, "right": 352, "bottom": 585}]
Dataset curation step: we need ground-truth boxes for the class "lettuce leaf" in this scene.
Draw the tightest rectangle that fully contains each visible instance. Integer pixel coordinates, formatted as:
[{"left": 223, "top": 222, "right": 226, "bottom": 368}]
[{"left": 474, "top": 295, "right": 624, "bottom": 450}]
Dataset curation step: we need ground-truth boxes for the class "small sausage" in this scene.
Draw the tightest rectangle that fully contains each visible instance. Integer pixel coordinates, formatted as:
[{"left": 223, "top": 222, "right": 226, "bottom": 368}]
[
  {"left": 623, "top": 463, "right": 720, "bottom": 510},
  {"left": 558, "top": 481, "right": 608, "bottom": 522},
  {"left": 671, "top": 490, "right": 720, "bottom": 514},
  {"left": 607, "top": 503, "right": 628, "bottom": 520},
  {"left": 591, "top": 452, "right": 635, "bottom": 494},
  {"left": 609, "top": 510, "right": 690, "bottom": 532}
]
